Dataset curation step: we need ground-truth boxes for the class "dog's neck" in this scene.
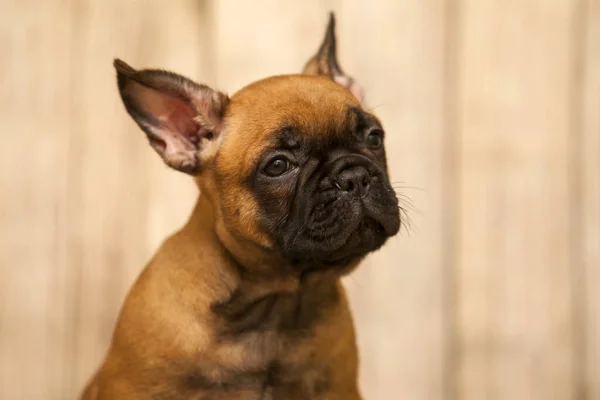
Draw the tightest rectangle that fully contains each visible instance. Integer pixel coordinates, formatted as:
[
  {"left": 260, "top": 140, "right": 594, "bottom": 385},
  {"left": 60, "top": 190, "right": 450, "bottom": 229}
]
[
  {"left": 184, "top": 192, "right": 294, "bottom": 277},
  {"left": 175, "top": 193, "right": 341, "bottom": 335}
]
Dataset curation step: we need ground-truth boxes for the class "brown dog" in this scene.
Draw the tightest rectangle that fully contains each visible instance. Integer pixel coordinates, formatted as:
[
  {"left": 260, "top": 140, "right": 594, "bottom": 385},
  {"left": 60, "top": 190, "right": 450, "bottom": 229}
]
[{"left": 80, "top": 13, "right": 400, "bottom": 400}]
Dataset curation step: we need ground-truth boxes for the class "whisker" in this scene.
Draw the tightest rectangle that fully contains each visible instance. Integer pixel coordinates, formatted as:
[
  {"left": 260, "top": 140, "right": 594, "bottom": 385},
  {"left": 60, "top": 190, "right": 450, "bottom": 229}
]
[
  {"left": 393, "top": 193, "right": 423, "bottom": 217},
  {"left": 398, "top": 207, "right": 414, "bottom": 236},
  {"left": 393, "top": 191, "right": 418, "bottom": 207},
  {"left": 398, "top": 201, "right": 421, "bottom": 217},
  {"left": 391, "top": 181, "right": 427, "bottom": 193},
  {"left": 398, "top": 206, "right": 419, "bottom": 236},
  {"left": 347, "top": 275, "right": 363, "bottom": 289},
  {"left": 391, "top": 185, "right": 427, "bottom": 193},
  {"left": 367, "top": 103, "right": 385, "bottom": 112}
]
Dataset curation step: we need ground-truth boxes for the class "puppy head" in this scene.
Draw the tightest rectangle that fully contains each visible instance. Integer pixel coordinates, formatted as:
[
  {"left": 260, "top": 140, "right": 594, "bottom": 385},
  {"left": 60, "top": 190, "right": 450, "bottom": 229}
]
[{"left": 115, "top": 13, "right": 400, "bottom": 273}]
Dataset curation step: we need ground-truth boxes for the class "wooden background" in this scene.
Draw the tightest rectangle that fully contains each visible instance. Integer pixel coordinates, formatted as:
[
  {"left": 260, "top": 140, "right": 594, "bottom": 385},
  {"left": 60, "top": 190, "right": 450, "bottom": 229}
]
[{"left": 1, "top": 0, "right": 598, "bottom": 399}]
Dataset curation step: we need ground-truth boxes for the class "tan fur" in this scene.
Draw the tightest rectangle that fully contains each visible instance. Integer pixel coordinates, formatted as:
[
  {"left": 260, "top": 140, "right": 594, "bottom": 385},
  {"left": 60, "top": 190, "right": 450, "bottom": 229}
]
[
  {"left": 78, "top": 12, "right": 388, "bottom": 398},
  {"left": 207, "top": 75, "right": 362, "bottom": 270},
  {"left": 80, "top": 75, "right": 365, "bottom": 399}
]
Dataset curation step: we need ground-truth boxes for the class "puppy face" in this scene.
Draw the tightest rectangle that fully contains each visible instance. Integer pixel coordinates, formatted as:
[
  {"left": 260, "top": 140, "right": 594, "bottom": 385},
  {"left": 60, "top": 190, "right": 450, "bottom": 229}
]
[
  {"left": 115, "top": 14, "right": 400, "bottom": 273},
  {"left": 215, "top": 76, "right": 399, "bottom": 271}
]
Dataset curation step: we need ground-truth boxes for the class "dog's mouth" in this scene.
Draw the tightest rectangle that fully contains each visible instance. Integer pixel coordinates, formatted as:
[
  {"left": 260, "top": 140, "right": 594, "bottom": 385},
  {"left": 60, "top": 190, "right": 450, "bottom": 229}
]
[
  {"left": 288, "top": 216, "right": 388, "bottom": 269},
  {"left": 322, "top": 217, "right": 386, "bottom": 261},
  {"left": 285, "top": 193, "right": 400, "bottom": 269},
  {"left": 307, "top": 185, "right": 399, "bottom": 238},
  {"left": 276, "top": 153, "right": 401, "bottom": 270}
]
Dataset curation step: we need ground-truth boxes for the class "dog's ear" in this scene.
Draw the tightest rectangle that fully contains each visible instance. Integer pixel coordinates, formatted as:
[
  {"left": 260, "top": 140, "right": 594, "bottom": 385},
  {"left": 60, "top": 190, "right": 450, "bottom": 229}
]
[
  {"left": 302, "top": 12, "right": 364, "bottom": 103},
  {"left": 113, "top": 59, "right": 229, "bottom": 174}
]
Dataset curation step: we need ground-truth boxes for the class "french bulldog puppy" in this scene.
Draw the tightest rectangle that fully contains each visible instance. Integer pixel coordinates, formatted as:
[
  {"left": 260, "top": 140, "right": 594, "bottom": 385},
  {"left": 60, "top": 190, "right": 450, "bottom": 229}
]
[{"left": 81, "top": 13, "right": 400, "bottom": 400}]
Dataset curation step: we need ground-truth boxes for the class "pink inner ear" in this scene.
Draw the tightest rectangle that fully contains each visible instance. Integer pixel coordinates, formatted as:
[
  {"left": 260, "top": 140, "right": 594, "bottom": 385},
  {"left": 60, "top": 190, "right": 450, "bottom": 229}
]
[{"left": 127, "top": 81, "right": 200, "bottom": 144}]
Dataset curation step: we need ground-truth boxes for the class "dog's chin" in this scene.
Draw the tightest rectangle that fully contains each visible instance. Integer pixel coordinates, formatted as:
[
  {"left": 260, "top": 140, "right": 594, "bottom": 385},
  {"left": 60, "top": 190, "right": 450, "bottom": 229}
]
[{"left": 286, "top": 215, "right": 395, "bottom": 272}]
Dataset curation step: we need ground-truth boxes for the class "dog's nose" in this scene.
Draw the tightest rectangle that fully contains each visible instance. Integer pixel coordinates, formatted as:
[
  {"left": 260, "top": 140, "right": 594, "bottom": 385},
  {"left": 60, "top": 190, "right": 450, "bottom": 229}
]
[{"left": 335, "top": 165, "right": 371, "bottom": 194}]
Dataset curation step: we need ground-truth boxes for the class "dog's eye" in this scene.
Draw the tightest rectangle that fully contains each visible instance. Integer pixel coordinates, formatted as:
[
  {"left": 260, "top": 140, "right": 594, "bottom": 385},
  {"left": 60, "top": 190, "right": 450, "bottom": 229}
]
[
  {"left": 263, "top": 157, "right": 291, "bottom": 177},
  {"left": 366, "top": 130, "right": 384, "bottom": 149}
]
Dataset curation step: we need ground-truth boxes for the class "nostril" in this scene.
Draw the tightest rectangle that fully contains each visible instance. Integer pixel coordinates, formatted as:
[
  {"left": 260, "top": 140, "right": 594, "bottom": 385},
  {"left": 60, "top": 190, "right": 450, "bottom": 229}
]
[
  {"left": 335, "top": 179, "right": 354, "bottom": 192},
  {"left": 362, "top": 174, "right": 369, "bottom": 187}
]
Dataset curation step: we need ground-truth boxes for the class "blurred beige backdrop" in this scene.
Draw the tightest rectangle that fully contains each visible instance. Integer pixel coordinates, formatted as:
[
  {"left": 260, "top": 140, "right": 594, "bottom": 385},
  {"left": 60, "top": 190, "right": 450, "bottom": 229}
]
[{"left": 1, "top": 0, "right": 599, "bottom": 399}]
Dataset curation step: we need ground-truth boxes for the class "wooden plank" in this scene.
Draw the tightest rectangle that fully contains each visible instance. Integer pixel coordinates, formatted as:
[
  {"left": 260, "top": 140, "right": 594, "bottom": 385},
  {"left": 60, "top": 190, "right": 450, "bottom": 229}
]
[
  {"left": 214, "top": 1, "right": 448, "bottom": 398},
  {"left": 581, "top": 0, "right": 600, "bottom": 397},
  {"left": 0, "top": 1, "right": 74, "bottom": 399},
  {"left": 3, "top": 2, "right": 594, "bottom": 400},
  {"left": 68, "top": 0, "right": 205, "bottom": 396},
  {"left": 456, "top": 0, "right": 578, "bottom": 398},
  {"left": 66, "top": 1, "right": 151, "bottom": 394},
  {"left": 211, "top": 0, "right": 332, "bottom": 94}
]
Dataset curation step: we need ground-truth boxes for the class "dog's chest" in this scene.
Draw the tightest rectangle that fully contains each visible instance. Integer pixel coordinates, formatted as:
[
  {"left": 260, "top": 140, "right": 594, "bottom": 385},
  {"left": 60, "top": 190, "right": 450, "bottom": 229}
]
[
  {"left": 185, "top": 354, "right": 331, "bottom": 400},
  {"left": 212, "top": 277, "right": 340, "bottom": 337},
  {"left": 185, "top": 280, "right": 341, "bottom": 398}
]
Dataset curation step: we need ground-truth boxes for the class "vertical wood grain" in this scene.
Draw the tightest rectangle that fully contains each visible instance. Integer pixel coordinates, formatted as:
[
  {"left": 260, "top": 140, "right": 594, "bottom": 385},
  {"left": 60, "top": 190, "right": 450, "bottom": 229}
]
[
  {"left": 67, "top": 1, "right": 154, "bottom": 393},
  {"left": 581, "top": 0, "right": 600, "bottom": 397},
  {"left": 456, "top": 0, "right": 578, "bottom": 399},
  {"left": 1, "top": 1, "right": 599, "bottom": 399},
  {"left": 211, "top": 0, "right": 332, "bottom": 94},
  {"left": 0, "top": 1, "right": 74, "bottom": 398}
]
